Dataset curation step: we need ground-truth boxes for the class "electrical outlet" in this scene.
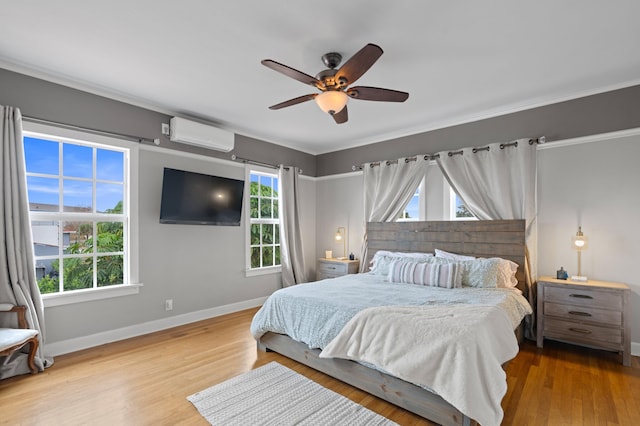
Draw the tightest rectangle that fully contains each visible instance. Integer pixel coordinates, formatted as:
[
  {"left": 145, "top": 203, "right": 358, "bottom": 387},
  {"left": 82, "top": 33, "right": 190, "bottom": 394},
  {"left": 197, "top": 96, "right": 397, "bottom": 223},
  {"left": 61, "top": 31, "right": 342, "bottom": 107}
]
[
  {"left": 161, "top": 123, "right": 170, "bottom": 136},
  {"left": 165, "top": 299, "right": 173, "bottom": 311}
]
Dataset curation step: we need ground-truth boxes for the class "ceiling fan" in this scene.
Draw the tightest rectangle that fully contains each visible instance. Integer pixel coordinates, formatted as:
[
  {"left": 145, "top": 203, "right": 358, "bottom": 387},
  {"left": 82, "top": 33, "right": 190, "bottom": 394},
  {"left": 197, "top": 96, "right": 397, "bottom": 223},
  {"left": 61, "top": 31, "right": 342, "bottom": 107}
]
[{"left": 261, "top": 43, "right": 409, "bottom": 124}]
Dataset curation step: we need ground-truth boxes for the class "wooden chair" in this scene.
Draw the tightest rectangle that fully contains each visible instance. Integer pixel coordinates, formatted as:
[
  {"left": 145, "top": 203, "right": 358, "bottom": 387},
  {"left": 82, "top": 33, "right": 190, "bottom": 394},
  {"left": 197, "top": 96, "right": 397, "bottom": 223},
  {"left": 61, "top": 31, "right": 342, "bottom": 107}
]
[{"left": 0, "top": 304, "right": 39, "bottom": 374}]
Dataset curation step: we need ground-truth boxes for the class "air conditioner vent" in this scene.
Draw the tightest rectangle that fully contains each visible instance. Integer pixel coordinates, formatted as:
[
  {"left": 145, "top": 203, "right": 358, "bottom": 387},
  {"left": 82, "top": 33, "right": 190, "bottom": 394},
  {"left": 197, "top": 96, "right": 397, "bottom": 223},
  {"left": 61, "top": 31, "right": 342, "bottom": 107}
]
[{"left": 169, "top": 117, "right": 234, "bottom": 152}]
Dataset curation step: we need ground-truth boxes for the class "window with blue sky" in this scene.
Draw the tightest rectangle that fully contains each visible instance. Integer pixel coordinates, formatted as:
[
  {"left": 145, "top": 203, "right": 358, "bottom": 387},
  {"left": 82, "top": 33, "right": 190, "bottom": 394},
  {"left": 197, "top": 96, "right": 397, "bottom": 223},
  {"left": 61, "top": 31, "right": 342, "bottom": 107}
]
[{"left": 24, "top": 134, "right": 129, "bottom": 295}]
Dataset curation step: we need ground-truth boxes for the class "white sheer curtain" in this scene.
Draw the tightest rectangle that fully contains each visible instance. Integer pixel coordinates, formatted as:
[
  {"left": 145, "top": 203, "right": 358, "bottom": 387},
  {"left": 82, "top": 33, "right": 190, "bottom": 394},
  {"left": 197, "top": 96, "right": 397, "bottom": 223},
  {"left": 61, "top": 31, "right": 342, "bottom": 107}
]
[
  {"left": 436, "top": 139, "right": 538, "bottom": 339},
  {"left": 0, "top": 105, "right": 49, "bottom": 378},
  {"left": 360, "top": 156, "right": 428, "bottom": 272},
  {"left": 278, "top": 165, "right": 307, "bottom": 287}
]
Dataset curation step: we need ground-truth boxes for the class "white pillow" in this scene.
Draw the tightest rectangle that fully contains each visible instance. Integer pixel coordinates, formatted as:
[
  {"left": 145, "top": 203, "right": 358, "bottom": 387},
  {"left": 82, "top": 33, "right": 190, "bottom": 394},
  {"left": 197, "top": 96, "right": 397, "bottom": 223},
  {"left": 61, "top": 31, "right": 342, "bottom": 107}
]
[
  {"left": 369, "top": 251, "right": 433, "bottom": 276},
  {"left": 496, "top": 258, "right": 519, "bottom": 288},
  {"left": 434, "top": 248, "right": 476, "bottom": 261},
  {"left": 388, "top": 259, "right": 462, "bottom": 289},
  {"left": 456, "top": 257, "right": 518, "bottom": 288}
]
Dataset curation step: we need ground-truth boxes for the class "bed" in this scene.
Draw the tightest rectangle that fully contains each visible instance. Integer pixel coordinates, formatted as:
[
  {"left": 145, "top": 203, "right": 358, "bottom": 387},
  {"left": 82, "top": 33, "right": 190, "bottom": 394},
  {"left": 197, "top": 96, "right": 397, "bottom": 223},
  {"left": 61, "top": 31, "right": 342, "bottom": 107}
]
[{"left": 251, "top": 220, "right": 533, "bottom": 426}]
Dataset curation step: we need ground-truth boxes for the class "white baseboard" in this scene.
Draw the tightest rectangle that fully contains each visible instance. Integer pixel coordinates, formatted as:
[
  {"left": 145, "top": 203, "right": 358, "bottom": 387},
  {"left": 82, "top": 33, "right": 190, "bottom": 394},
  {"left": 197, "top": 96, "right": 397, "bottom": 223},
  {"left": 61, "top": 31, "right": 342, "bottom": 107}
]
[
  {"left": 632, "top": 342, "right": 640, "bottom": 358},
  {"left": 44, "top": 297, "right": 267, "bottom": 357}
]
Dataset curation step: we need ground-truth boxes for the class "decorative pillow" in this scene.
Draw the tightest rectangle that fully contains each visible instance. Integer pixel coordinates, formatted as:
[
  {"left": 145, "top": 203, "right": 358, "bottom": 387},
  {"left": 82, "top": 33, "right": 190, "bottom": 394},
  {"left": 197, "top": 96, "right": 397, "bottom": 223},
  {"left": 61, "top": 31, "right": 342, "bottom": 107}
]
[
  {"left": 434, "top": 248, "right": 476, "bottom": 261},
  {"left": 369, "top": 251, "right": 433, "bottom": 276},
  {"left": 495, "top": 258, "right": 519, "bottom": 288},
  {"left": 455, "top": 257, "right": 518, "bottom": 288},
  {"left": 388, "top": 260, "right": 462, "bottom": 289}
]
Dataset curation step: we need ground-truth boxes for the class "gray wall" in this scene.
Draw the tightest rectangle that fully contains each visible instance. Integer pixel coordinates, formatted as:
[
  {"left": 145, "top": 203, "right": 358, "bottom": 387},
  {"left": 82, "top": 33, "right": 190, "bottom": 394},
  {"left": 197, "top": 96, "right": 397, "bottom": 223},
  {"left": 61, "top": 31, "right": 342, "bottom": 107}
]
[
  {"left": 317, "top": 84, "right": 640, "bottom": 176},
  {"left": 0, "top": 68, "right": 316, "bottom": 175},
  {"left": 39, "top": 143, "right": 318, "bottom": 344},
  {"left": 315, "top": 174, "right": 365, "bottom": 263},
  {"left": 537, "top": 135, "right": 640, "bottom": 347}
]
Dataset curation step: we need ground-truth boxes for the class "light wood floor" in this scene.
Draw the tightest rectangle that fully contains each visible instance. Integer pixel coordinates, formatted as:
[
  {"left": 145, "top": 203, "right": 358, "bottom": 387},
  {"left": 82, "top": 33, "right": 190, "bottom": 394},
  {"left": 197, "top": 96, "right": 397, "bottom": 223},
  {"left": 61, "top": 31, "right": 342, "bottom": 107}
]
[{"left": 1, "top": 307, "right": 638, "bottom": 426}]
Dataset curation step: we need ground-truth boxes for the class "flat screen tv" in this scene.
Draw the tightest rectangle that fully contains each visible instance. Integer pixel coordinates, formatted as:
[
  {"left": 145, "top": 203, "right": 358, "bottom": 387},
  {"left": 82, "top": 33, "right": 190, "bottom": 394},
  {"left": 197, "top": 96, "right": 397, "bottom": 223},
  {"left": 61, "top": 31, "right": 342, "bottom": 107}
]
[{"left": 159, "top": 167, "right": 245, "bottom": 226}]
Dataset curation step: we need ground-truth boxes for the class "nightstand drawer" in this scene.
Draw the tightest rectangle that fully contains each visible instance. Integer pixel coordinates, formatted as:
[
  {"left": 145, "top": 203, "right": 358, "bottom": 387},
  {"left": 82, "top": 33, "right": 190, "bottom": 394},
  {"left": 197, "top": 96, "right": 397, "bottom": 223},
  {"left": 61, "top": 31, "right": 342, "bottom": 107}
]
[
  {"left": 316, "top": 259, "right": 359, "bottom": 281},
  {"left": 318, "top": 272, "right": 341, "bottom": 280},
  {"left": 544, "top": 286, "right": 622, "bottom": 310},
  {"left": 318, "top": 262, "right": 348, "bottom": 275},
  {"left": 544, "top": 318, "right": 622, "bottom": 348},
  {"left": 544, "top": 302, "right": 623, "bottom": 326}
]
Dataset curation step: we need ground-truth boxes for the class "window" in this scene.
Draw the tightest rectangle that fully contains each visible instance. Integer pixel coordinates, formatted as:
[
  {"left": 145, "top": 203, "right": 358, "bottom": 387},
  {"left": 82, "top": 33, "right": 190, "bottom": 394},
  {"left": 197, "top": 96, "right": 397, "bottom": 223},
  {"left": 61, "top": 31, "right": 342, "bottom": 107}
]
[
  {"left": 23, "top": 123, "right": 139, "bottom": 305},
  {"left": 397, "top": 179, "right": 424, "bottom": 221},
  {"left": 246, "top": 168, "right": 281, "bottom": 275},
  {"left": 449, "top": 188, "right": 476, "bottom": 220}
]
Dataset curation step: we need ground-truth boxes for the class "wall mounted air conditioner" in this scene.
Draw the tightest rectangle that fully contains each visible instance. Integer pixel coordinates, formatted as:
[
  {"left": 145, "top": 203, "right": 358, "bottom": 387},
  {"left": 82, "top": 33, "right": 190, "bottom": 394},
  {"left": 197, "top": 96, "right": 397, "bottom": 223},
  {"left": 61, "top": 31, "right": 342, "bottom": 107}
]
[{"left": 169, "top": 117, "right": 234, "bottom": 152}]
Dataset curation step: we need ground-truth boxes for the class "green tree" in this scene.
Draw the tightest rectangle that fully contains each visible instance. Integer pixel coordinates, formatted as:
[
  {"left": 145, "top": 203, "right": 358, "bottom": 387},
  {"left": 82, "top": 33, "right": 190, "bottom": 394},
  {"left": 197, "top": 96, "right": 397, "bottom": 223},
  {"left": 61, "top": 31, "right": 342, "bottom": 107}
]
[
  {"left": 249, "top": 181, "right": 279, "bottom": 268},
  {"left": 37, "top": 201, "right": 124, "bottom": 294},
  {"left": 456, "top": 204, "right": 474, "bottom": 218}
]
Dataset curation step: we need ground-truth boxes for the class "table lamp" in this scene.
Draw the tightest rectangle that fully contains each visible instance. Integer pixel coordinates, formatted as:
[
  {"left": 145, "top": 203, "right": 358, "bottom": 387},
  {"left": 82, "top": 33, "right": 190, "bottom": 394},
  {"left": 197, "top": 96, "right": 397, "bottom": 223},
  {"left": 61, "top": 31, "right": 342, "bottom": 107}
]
[
  {"left": 571, "top": 226, "right": 588, "bottom": 281},
  {"left": 334, "top": 227, "right": 347, "bottom": 259}
]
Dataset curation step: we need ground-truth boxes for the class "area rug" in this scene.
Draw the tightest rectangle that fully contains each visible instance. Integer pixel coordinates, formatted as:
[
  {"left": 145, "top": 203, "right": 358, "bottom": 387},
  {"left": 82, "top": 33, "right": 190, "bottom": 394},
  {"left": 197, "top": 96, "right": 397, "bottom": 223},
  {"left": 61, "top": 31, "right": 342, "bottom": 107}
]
[{"left": 187, "top": 361, "right": 398, "bottom": 425}]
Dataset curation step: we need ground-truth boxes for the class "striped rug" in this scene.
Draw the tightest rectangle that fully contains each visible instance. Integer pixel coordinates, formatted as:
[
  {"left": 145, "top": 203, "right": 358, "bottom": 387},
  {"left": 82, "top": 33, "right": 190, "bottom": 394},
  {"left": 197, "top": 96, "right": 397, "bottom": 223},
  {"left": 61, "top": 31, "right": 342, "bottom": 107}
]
[{"left": 187, "top": 361, "right": 397, "bottom": 425}]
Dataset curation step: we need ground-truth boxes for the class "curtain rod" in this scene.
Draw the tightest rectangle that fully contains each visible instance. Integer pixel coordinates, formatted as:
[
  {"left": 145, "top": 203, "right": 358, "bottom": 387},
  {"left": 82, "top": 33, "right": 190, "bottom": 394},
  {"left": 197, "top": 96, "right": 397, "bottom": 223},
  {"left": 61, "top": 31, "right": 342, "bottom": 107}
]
[
  {"left": 352, "top": 136, "right": 545, "bottom": 171},
  {"left": 22, "top": 115, "right": 159, "bottom": 145},
  {"left": 230, "top": 154, "right": 301, "bottom": 174}
]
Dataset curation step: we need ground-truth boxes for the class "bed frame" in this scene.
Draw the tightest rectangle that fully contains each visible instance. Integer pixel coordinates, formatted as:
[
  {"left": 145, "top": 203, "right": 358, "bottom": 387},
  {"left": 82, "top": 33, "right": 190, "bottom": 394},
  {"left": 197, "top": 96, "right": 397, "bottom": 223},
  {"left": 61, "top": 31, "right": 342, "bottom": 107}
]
[{"left": 258, "top": 220, "right": 527, "bottom": 426}]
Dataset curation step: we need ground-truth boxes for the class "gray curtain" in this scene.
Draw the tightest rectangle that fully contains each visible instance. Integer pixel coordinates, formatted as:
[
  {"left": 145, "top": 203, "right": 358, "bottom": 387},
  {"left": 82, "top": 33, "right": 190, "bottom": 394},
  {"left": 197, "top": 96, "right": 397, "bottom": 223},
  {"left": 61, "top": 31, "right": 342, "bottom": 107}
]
[
  {"left": 436, "top": 139, "right": 538, "bottom": 339},
  {"left": 0, "top": 105, "right": 49, "bottom": 378},
  {"left": 360, "top": 157, "right": 428, "bottom": 272},
  {"left": 278, "top": 166, "right": 307, "bottom": 287}
]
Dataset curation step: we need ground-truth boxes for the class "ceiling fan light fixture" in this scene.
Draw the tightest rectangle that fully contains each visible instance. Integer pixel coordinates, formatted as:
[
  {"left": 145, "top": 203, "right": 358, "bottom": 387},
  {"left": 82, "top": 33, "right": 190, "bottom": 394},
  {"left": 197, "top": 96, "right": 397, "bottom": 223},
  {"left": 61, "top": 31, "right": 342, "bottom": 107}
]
[
  {"left": 315, "top": 91, "right": 348, "bottom": 115},
  {"left": 262, "top": 43, "right": 407, "bottom": 124}
]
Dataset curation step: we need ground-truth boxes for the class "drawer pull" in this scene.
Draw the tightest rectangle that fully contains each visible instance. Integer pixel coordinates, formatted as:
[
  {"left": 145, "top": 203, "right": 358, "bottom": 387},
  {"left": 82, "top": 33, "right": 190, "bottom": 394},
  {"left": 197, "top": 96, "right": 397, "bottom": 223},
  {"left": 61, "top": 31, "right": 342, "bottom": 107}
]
[
  {"left": 569, "top": 294, "right": 593, "bottom": 299},
  {"left": 328, "top": 267, "right": 336, "bottom": 270},
  {"left": 569, "top": 327, "right": 592, "bottom": 334},
  {"left": 568, "top": 311, "right": 592, "bottom": 317}
]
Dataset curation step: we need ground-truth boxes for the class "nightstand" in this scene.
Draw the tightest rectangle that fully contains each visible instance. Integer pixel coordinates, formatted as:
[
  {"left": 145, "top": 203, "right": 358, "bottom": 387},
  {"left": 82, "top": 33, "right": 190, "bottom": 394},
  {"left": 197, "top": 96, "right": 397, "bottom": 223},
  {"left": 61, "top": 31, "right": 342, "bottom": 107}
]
[
  {"left": 317, "top": 258, "right": 359, "bottom": 280},
  {"left": 537, "top": 276, "right": 631, "bottom": 366}
]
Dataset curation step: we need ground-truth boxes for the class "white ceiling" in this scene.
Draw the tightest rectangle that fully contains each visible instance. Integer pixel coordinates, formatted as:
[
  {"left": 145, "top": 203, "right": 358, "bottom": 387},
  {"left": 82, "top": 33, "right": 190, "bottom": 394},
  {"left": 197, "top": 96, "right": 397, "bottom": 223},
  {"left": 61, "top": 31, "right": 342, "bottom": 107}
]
[{"left": 1, "top": 1, "right": 639, "bottom": 155}]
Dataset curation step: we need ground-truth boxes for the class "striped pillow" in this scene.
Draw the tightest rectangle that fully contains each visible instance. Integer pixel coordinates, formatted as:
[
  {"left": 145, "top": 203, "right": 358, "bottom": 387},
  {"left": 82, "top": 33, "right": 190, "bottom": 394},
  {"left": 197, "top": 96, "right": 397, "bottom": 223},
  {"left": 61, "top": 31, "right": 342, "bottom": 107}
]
[{"left": 388, "top": 260, "right": 462, "bottom": 289}]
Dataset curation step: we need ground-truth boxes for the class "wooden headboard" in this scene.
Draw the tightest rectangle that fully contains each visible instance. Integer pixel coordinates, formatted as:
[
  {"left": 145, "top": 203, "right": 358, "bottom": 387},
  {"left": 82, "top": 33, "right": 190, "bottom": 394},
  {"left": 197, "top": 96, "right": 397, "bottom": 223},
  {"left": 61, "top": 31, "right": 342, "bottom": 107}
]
[{"left": 366, "top": 220, "right": 527, "bottom": 291}]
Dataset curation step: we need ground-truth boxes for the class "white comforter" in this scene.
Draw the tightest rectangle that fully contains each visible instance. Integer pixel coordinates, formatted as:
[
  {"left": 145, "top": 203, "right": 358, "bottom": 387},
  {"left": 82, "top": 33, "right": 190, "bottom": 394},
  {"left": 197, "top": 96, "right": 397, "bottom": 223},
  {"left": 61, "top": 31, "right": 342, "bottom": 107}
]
[{"left": 320, "top": 304, "right": 517, "bottom": 426}]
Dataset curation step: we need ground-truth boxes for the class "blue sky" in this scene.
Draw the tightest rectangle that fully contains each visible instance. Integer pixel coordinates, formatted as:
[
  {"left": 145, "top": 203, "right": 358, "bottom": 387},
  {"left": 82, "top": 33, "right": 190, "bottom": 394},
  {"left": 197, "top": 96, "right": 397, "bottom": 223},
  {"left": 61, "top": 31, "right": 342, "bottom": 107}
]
[
  {"left": 24, "top": 136, "right": 125, "bottom": 213},
  {"left": 404, "top": 188, "right": 420, "bottom": 219}
]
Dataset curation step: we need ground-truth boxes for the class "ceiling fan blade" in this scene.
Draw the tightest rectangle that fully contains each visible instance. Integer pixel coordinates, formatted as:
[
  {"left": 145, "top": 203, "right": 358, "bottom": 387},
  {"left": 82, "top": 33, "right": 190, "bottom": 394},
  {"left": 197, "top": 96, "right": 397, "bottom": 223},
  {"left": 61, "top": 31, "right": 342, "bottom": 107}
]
[
  {"left": 261, "top": 59, "right": 322, "bottom": 88},
  {"left": 332, "top": 105, "right": 348, "bottom": 124},
  {"left": 268, "top": 94, "right": 317, "bottom": 110},
  {"left": 335, "top": 44, "right": 383, "bottom": 86},
  {"left": 347, "top": 86, "right": 409, "bottom": 102}
]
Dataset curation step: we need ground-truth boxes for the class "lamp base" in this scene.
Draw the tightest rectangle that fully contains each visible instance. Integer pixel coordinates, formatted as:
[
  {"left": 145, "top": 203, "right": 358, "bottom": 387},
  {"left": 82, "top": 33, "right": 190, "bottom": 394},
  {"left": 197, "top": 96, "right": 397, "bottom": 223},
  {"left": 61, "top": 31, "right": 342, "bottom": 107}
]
[{"left": 570, "top": 275, "right": 588, "bottom": 282}]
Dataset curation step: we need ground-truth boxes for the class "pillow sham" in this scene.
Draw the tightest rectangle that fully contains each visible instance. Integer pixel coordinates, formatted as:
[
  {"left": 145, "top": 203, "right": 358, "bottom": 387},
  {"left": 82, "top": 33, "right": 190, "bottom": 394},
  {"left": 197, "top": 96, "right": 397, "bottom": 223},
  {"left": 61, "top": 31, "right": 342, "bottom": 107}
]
[
  {"left": 496, "top": 258, "right": 519, "bottom": 288},
  {"left": 369, "top": 251, "right": 433, "bottom": 276},
  {"left": 388, "top": 259, "right": 462, "bottom": 289},
  {"left": 434, "top": 248, "right": 476, "bottom": 261},
  {"left": 456, "top": 257, "right": 518, "bottom": 288}
]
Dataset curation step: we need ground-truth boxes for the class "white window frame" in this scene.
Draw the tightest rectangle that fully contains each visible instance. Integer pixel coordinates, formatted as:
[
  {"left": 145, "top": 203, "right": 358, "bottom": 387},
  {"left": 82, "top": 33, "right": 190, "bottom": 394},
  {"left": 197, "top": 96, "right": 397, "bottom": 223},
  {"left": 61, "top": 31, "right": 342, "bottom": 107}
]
[
  {"left": 244, "top": 166, "right": 281, "bottom": 277},
  {"left": 23, "top": 122, "right": 141, "bottom": 307}
]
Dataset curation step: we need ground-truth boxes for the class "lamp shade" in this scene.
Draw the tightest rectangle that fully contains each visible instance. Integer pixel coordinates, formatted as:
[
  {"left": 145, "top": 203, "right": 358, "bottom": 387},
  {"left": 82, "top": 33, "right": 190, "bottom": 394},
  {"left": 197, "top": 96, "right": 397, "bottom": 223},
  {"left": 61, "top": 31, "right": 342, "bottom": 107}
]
[
  {"left": 315, "top": 91, "right": 348, "bottom": 115},
  {"left": 334, "top": 227, "right": 346, "bottom": 259},
  {"left": 571, "top": 226, "right": 588, "bottom": 280},
  {"left": 572, "top": 226, "right": 588, "bottom": 250}
]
